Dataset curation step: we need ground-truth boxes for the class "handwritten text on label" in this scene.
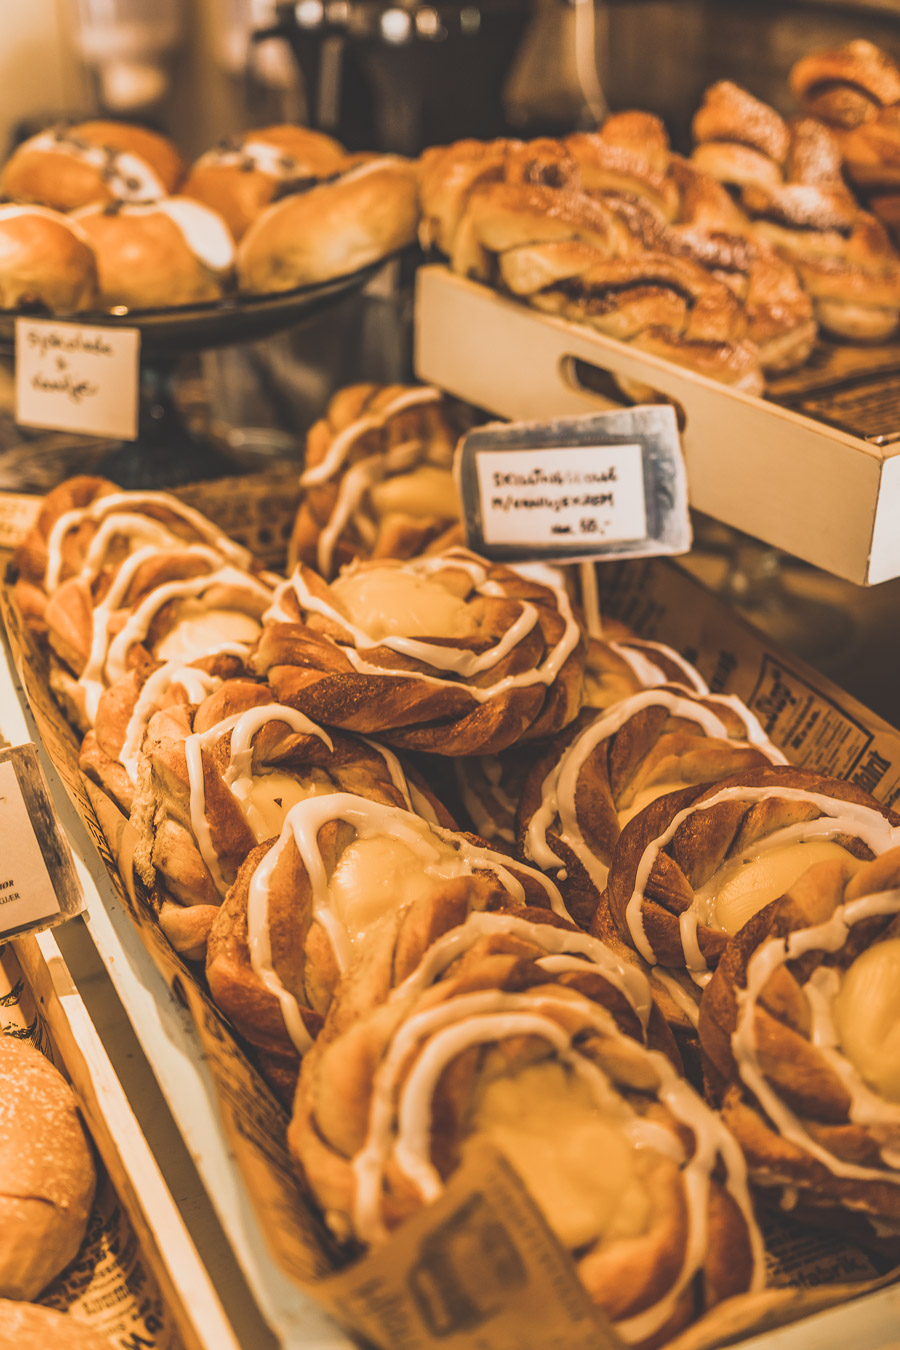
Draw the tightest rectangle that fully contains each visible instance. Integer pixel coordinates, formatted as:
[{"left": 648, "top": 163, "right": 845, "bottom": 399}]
[{"left": 15, "top": 318, "right": 140, "bottom": 440}]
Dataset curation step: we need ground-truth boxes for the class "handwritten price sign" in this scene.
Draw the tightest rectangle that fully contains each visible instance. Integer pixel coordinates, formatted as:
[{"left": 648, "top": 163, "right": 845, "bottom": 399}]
[
  {"left": 456, "top": 405, "right": 691, "bottom": 565},
  {"left": 15, "top": 318, "right": 140, "bottom": 440}
]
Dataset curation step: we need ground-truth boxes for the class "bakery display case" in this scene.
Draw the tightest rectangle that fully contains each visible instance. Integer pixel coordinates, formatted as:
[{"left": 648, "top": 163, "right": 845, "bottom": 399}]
[{"left": 3, "top": 8, "right": 900, "bottom": 1350}]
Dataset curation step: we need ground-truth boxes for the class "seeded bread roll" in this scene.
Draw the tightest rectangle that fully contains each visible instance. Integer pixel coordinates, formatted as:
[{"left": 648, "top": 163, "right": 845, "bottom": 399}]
[{"left": 0, "top": 1036, "right": 96, "bottom": 1300}]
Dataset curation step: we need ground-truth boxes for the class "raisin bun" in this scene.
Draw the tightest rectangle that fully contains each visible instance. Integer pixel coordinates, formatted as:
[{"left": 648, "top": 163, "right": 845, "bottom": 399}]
[
  {"left": 0, "top": 120, "right": 184, "bottom": 211},
  {"left": 182, "top": 124, "right": 347, "bottom": 240}
]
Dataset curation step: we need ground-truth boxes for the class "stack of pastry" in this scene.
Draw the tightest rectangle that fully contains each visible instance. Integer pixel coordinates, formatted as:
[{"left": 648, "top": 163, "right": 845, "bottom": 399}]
[
  {"left": 790, "top": 41, "right": 900, "bottom": 247},
  {"left": 0, "top": 119, "right": 418, "bottom": 313},
  {"left": 691, "top": 81, "right": 900, "bottom": 341}
]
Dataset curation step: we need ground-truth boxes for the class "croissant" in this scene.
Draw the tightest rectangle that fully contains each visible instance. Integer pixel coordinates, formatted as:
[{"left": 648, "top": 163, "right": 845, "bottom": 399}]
[
  {"left": 131, "top": 677, "right": 453, "bottom": 957},
  {"left": 518, "top": 686, "right": 786, "bottom": 930},
  {"left": 252, "top": 549, "right": 586, "bottom": 756},
  {"left": 603, "top": 765, "right": 900, "bottom": 983},
  {"left": 290, "top": 921, "right": 764, "bottom": 1346},
  {"left": 289, "top": 382, "right": 467, "bottom": 580},
  {"left": 700, "top": 844, "right": 900, "bottom": 1227},
  {"left": 205, "top": 792, "right": 569, "bottom": 1095}
]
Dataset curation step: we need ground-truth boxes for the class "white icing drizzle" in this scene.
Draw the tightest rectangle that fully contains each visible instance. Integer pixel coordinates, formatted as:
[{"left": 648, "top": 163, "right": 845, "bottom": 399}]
[
  {"left": 244, "top": 793, "right": 571, "bottom": 1054},
  {"left": 391, "top": 908, "right": 653, "bottom": 1026},
  {"left": 300, "top": 388, "right": 442, "bottom": 488},
  {"left": 118, "top": 656, "right": 236, "bottom": 783},
  {"left": 650, "top": 969, "right": 702, "bottom": 1028},
  {"left": 183, "top": 702, "right": 334, "bottom": 895},
  {"left": 77, "top": 552, "right": 269, "bottom": 724},
  {"left": 20, "top": 129, "right": 166, "bottom": 201},
  {"left": 608, "top": 640, "right": 709, "bottom": 695},
  {"left": 44, "top": 490, "right": 252, "bottom": 592},
  {"left": 349, "top": 985, "right": 765, "bottom": 1339},
  {"left": 624, "top": 785, "right": 900, "bottom": 973},
  {"left": 269, "top": 549, "right": 581, "bottom": 704},
  {"left": 357, "top": 735, "right": 439, "bottom": 825},
  {"left": 525, "top": 688, "right": 785, "bottom": 888},
  {"left": 733, "top": 888, "right": 900, "bottom": 1185}
]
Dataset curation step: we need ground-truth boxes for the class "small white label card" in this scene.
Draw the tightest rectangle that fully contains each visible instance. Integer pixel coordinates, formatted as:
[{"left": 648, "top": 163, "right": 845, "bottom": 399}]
[
  {"left": 0, "top": 744, "right": 83, "bottom": 939},
  {"left": 15, "top": 318, "right": 140, "bottom": 440},
  {"left": 456, "top": 405, "right": 691, "bottom": 565}
]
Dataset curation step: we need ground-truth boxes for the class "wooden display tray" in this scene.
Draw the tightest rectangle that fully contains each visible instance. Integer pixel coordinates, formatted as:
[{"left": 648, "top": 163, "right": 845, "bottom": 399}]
[{"left": 413, "top": 264, "right": 900, "bottom": 587}]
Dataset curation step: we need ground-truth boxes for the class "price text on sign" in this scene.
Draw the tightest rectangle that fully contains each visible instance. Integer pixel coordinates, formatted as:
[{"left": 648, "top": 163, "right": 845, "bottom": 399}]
[
  {"left": 456, "top": 405, "right": 691, "bottom": 564},
  {"left": 15, "top": 318, "right": 140, "bottom": 440},
  {"left": 0, "top": 744, "right": 84, "bottom": 939},
  {"left": 476, "top": 444, "right": 647, "bottom": 548}
]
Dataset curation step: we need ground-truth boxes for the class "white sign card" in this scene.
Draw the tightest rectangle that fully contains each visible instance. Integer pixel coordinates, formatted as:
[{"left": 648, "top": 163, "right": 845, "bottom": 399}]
[
  {"left": 455, "top": 405, "right": 691, "bottom": 565},
  {"left": 0, "top": 744, "right": 84, "bottom": 939},
  {"left": 15, "top": 318, "right": 140, "bottom": 441}
]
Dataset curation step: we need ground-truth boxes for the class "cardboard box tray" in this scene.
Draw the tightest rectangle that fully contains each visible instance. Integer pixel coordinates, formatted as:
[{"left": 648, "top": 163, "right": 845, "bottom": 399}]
[{"left": 413, "top": 264, "right": 900, "bottom": 587}]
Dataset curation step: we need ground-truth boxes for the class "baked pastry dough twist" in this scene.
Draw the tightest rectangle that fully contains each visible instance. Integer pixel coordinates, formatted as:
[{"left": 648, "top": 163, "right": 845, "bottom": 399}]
[
  {"left": 205, "top": 791, "right": 569, "bottom": 1093},
  {"left": 603, "top": 766, "right": 900, "bottom": 984},
  {"left": 253, "top": 549, "right": 586, "bottom": 756},
  {"left": 700, "top": 845, "right": 900, "bottom": 1226},
  {"left": 519, "top": 686, "right": 786, "bottom": 930},
  {"left": 289, "top": 382, "right": 466, "bottom": 579},
  {"left": 290, "top": 920, "right": 764, "bottom": 1346}
]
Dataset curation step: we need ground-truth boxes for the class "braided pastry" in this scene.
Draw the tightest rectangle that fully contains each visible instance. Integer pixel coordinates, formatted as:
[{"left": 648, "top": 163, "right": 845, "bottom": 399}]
[
  {"left": 14, "top": 478, "right": 272, "bottom": 730},
  {"left": 289, "top": 383, "right": 466, "bottom": 580},
  {"left": 692, "top": 83, "right": 900, "bottom": 340},
  {"left": 253, "top": 550, "right": 585, "bottom": 756},
  {"left": 700, "top": 845, "right": 900, "bottom": 1226},
  {"left": 291, "top": 918, "right": 764, "bottom": 1346},
  {"left": 791, "top": 42, "right": 900, "bottom": 247},
  {"left": 518, "top": 687, "right": 786, "bottom": 930},
  {"left": 205, "top": 792, "right": 569, "bottom": 1093},
  {"left": 132, "top": 677, "right": 451, "bottom": 957},
  {"left": 603, "top": 766, "right": 900, "bottom": 983}
]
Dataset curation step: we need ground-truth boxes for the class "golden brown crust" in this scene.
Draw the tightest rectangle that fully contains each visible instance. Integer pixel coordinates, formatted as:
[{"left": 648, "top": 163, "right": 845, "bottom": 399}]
[
  {"left": 0, "top": 120, "right": 184, "bottom": 210},
  {"left": 699, "top": 847, "right": 900, "bottom": 1220},
  {"left": 790, "top": 41, "right": 900, "bottom": 123},
  {"left": 0, "top": 1037, "right": 96, "bottom": 1301},
  {"left": 182, "top": 125, "right": 346, "bottom": 240},
  {"left": 0, "top": 209, "right": 99, "bottom": 314},
  {"left": 74, "top": 200, "right": 232, "bottom": 310},
  {"left": 289, "top": 382, "right": 467, "bottom": 579},
  {"left": 253, "top": 551, "right": 585, "bottom": 756},
  {"left": 603, "top": 765, "right": 900, "bottom": 971},
  {"left": 236, "top": 157, "right": 419, "bottom": 293}
]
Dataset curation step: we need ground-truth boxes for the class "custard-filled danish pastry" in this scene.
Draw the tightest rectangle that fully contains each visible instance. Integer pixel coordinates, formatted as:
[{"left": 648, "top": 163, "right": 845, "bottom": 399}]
[
  {"left": 254, "top": 550, "right": 585, "bottom": 756},
  {"left": 519, "top": 686, "right": 785, "bottom": 929},
  {"left": 13, "top": 477, "right": 272, "bottom": 729},
  {"left": 604, "top": 765, "right": 900, "bottom": 984},
  {"left": 205, "top": 791, "right": 569, "bottom": 1090},
  {"left": 182, "top": 124, "right": 346, "bottom": 241},
  {"left": 700, "top": 846, "right": 900, "bottom": 1226},
  {"left": 289, "top": 382, "right": 466, "bottom": 579},
  {"left": 133, "top": 678, "right": 452, "bottom": 955},
  {"left": 291, "top": 927, "right": 764, "bottom": 1346},
  {"left": 0, "top": 120, "right": 184, "bottom": 211}
]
